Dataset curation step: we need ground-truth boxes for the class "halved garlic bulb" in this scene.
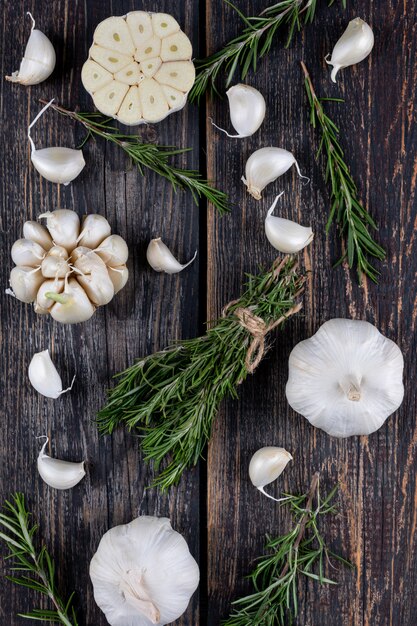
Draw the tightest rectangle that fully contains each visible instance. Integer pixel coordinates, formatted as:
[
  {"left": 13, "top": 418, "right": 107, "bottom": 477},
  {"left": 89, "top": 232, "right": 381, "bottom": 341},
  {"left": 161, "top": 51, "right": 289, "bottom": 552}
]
[
  {"left": 82, "top": 11, "right": 195, "bottom": 125},
  {"left": 242, "top": 147, "right": 309, "bottom": 200},
  {"left": 37, "top": 437, "right": 85, "bottom": 490},
  {"left": 211, "top": 84, "right": 266, "bottom": 138},
  {"left": 5, "top": 13, "right": 56, "bottom": 86},
  {"left": 286, "top": 319, "right": 404, "bottom": 437},
  {"left": 265, "top": 193, "right": 314, "bottom": 253},
  {"left": 326, "top": 18, "right": 374, "bottom": 83},
  {"left": 146, "top": 238, "right": 197, "bottom": 274}
]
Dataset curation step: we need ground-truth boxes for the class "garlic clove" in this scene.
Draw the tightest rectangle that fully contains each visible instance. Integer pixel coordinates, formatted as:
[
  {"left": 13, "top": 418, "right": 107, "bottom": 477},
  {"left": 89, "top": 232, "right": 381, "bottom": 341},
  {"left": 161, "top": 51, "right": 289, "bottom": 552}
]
[
  {"left": 108, "top": 265, "right": 129, "bottom": 293},
  {"left": 36, "top": 278, "right": 64, "bottom": 311},
  {"left": 73, "top": 251, "right": 115, "bottom": 306},
  {"left": 114, "top": 63, "right": 145, "bottom": 85},
  {"left": 89, "top": 44, "right": 133, "bottom": 73},
  {"left": 93, "top": 16, "right": 135, "bottom": 56},
  {"left": 28, "top": 349, "right": 75, "bottom": 399},
  {"left": 211, "top": 84, "right": 266, "bottom": 138},
  {"left": 326, "top": 18, "right": 374, "bottom": 83},
  {"left": 134, "top": 36, "right": 162, "bottom": 63},
  {"left": 116, "top": 86, "right": 142, "bottom": 125},
  {"left": 140, "top": 57, "right": 163, "bottom": 78},
  {"left": 126, "top": 11, "right": 154, "bottom": 48},
  {"left": 39, "top": 210, "right": 81, "bottom": 251},
  {"left": 242, "top": 147, "right": 309, "bottom": 200},
  {"left": 37, "top": 438, "right": 85, "bottom": 490},
  {"left": 154, "top": 61, "right": 196, "bottom": 92},
  {"left": 23, "top": 221, "right": 53, "bottom": 250},
  {"left": 265, "top": 193, "right": 314, "bottom": 254},
  {"left": 160, "top": 32, "right": 193, "bottom": 62},
  {"left": 46, "top": 278, "right": 96, "bottom": 324},
  {"left": 11, "top": 239, "right": 46, "bottom": 267},
  {"left": 94, "top": 235, "right": 129, "bottom": 266},
  {"left": 92, "top": 80, "right": 129, "bottom": 117},
  {"left": 5, "top": 13, "right": 56, "bottom": 86},
  {"left": 77, "top": 214, "right": 112, "bottom": 249},
  {"left": 249, "top": 447, "right": 293, "bottom": 501},
  {"left": 138, "top": 78, "right": 169, "bottom": 122},
  {"left": 151, "top": 13, "right": 180, "bottom": 39},
  {"left": 147, "top": 238, "right": 197, "bottom": 274},
  {"left": 81, "top": 60, "right": 114, "bottom": 93},
  {"left": 41, "top": 254, "right": 70, "bottom": 278},
  {"left": 162, "top": 85, "right": 187, "bottom": 110},
  {"left": 9, "top": 266, "right": 44, "bottom": 303}
]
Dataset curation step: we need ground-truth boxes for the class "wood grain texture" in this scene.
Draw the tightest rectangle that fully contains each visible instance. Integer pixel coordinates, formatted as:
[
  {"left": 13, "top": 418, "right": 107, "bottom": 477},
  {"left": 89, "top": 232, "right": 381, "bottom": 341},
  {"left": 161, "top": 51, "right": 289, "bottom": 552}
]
[{"left": 0, "top": 1, "right": 416, "bottom": 625}]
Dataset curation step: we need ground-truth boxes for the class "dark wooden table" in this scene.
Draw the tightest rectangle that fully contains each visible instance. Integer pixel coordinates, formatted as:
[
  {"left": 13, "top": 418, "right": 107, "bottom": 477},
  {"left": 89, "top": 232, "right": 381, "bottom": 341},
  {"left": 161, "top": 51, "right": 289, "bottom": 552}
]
[{"left": 1, "top": 1, "right": 416, "bottom": 624}]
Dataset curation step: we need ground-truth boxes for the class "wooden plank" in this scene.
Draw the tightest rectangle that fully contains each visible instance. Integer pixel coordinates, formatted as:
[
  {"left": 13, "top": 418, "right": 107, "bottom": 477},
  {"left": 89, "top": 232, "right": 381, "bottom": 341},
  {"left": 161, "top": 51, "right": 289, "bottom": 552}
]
[
  {"left": 0, "top": 1, "right": 201, "bottom": 624},
  {"left": 206, "top": 1, "right": 417, "bottom": 624}
]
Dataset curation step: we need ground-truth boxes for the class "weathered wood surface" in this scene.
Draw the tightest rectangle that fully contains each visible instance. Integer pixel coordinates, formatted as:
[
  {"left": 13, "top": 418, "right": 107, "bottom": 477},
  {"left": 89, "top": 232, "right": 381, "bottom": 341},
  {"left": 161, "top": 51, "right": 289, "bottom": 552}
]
[{"left": 0, "top": 0, "right": 416, "bottom": 625}]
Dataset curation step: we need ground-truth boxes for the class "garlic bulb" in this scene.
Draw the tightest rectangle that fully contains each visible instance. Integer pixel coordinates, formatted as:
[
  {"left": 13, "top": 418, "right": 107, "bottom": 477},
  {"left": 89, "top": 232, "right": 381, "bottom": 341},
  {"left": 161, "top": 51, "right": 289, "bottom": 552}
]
[
  {"left": 28, "top": 100, "right": 85, "bottom": 185},
  {"left": 82, "top": 12, "right": 195, "bottom": 125},
  {"left": 249, "top": 447, "right": 293, "bottom": 501},
  {"left": 5, "top": 13, "right": 56, "bottom": 85},
  {"left": 242, "top": 147, "right": 309, "bottom": 200},
  {"left": 265, "top": 193, "right": 314, "bottom": 253},
  {"left": 286, "top": 319, "right": 404, "bottom": 437},
  {"left": 37, "top": 437, "right": 85, "bottom": 490},
  {"left": 211, "top": 84, "right": 266, "bottom": 138},
  {"left": 326, "top": 18, "right": 374, "bottom": 83},
  {"left": 146, "top": 238, "right": 197, "bottom": 274},
  {"left": 29, "top": 349, "right": 75, "bottom": 399},
  {"left": 90, "top": 516, "right": 199, "bottom": 626},
  {"left": 9, "top": 209, "right": 129, "bottom": 324}
]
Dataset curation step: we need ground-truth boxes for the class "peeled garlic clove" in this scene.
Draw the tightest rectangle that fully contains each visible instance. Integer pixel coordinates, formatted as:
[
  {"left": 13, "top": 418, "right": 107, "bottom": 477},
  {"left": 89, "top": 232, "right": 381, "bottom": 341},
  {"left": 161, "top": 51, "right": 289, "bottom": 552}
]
[
  {"left": 265, "top": 193, "right": 314, "bottom": 253},
  {"left": 95, "top": 234, "right": 129, "bottom": 266},
  {"left": 326, "top": 18, "right": 374, "bottom": 83},
  {"left": 11, "top": 239, "right": 46, "bottom": 267},
  {"left": 46, "top": 278, "right": 96, "bottom": 324},
  {"left": 249, "top": 447, "right": 293, "bottom": 501},
  {"left": 39, "top": 209, "right": 80, "bottom": 251},
  {"left": 147, "top": 238, "right": 197, "bottom": 274},
  {"left": 9, "top": 266, "right": 43, "bottom": 303},
  {"left": 23, "top": 221, "right": 53, "bottom": 250},
  {"left": 28, "top": 349, "right": 74, "bottom": 399},
  {"left": 212, "top": 84, "right": 266, "bottom": 138},
  {"left": 77, "top": 214, "right": 111, "bottom": 249},
  {"left": 37, "top": 438, "right": 85, "bottom": 490},
  {"left": 6, "top": 13, "right": 56, "bottom": 85},
  {"left": 108, "top": 265, "right": 129, "bottom": 293},
  {"left": 242, "top": 147, "right": 308, "bottom": 200},
  {"left": 36, "top": 278, "right": 64, "bottom": 311}
]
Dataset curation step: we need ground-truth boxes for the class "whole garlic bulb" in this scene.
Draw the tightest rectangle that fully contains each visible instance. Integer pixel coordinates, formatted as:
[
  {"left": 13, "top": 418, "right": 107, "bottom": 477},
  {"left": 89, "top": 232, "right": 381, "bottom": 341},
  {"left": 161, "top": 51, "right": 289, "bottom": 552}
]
[
  {"left": 286, "top": 319, "right": 404, "bottom": 437},
  {"left": 8, "top": 210, "right": 129, "bottom": 324},
  {"left": 90, "top": 516, "right": 200, "bottom": 626}
]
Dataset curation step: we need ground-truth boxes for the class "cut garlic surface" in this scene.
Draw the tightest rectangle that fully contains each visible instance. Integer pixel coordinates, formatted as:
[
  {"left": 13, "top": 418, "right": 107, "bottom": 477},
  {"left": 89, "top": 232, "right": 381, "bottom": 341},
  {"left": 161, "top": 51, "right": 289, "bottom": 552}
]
[{"left": 82, "top": 11, "right": 195, "bottom": 125}]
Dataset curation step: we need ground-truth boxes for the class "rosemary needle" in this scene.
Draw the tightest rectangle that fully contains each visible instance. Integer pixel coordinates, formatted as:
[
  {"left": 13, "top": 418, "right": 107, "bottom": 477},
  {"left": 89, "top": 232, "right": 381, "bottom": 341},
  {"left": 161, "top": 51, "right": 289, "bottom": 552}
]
[{"left": 39, "top": 100, "right": 230, "bottom": 215}]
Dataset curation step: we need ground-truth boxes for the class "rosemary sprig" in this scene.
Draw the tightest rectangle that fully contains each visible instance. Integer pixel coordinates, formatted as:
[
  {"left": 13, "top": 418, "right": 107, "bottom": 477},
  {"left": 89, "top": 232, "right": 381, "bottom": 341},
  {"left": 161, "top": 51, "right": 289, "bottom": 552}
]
[
  {"left": 190, "top": 0, "right": 344, "bottom": 102},
  {"left": 0, "top": 493, "right": 78, "bottom": 625},
  {"left": 39, "top": 100, "right": 230, "bottom": 215},
  {"left": 301, "top": 63, "right": 385, "bottom": 283},
  {"left": 98, "top": 256, "right": 305, "bottom": 490},
  {"left": 223, "top": 473, "right": 352, "bottom": 625}
]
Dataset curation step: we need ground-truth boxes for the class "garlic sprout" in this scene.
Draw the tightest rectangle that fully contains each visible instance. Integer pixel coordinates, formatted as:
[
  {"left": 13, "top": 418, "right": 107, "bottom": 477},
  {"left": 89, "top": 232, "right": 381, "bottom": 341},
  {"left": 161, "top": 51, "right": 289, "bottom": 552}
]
[
  {"left": 28, "top": 100, "right": 85, "bottom": 185},
  {"left": 249, "top": 447, "right": 293, "bottom": 501},
  {"left": 242, "top": 147, "right": 309, "bottom": 200},
  {"left": 5, "top": 13, "right": 56, "bottom": 86},
  {"left": 211, "top": 84, "right": 265, "bottom": 138},
  {"left": 9, "top": 209, "right": 129, "bottom": 324},
  {"left": 265, "top": 193, "right": 314, "bottom": 253},
  {"left": 90, "top": 516, "right": 199, "bottom": 626},
  {"left": 37, "top": 437, "right": 85, "bottom": 490},
  {"left": 28, "top": 349, "right": 75, "bottom": 399},
  {"left": 286, "top": 319, "right": 404, "bottom": 437},
  {"left": 82, "top": 11, "right": 195, "bottom": 125},
  {"left": 326, "top": 17, "right": 374, "bottom": 83},
  {"left": 146, "top": 237, "right": 197, "bottom": 274}
]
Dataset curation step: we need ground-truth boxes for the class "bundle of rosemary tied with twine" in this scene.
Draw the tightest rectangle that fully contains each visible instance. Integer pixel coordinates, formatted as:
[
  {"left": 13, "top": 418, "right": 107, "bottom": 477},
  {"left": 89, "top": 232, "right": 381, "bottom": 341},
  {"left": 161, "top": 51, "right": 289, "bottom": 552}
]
[{"left": 98, "top": 256, "right": 305, "bottom": 490}]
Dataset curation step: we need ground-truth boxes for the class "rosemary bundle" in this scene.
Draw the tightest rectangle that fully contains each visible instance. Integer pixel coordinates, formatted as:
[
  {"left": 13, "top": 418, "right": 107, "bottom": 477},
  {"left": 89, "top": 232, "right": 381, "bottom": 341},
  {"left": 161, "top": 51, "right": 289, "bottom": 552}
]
[
  {"left": 224, "top": 473, "right": 352, "bottom": 625},
  {"left": 39, "top": 100, "right": 230, "bottom": 215},
  {"left": 98, "top": 256, "right": 305, "bottom": 490},
  {"left": 190, "top": 0, "right": 344, "bottom": 102},
  {"left": 301, "top": 63, "right": 385, "bottom": 282},
  {"left": 0, "top": 493, "right": 78, "bottom": 626}
]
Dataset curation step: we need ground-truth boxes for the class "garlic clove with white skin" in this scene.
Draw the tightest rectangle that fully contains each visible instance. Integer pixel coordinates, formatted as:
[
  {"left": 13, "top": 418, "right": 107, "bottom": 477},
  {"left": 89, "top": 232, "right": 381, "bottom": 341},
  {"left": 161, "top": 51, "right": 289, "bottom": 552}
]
[
  {"left": 242, "top": 147, "right": 309, "bottom": 200},
  {"left": 39, "top": 210, "right": 81, "bottom": 251},
  {"left": 11, "top": 239, "right": 46, "bottom": 267},
  {"left": 146, "top": 238, "right": 197, "bottom": 274},
  {"left": 9, "top": 266, "right": 43, "bottom": 303},
  {"left": 326, "top": 18, "right": 374, "bottom": 83},
  {"left": 249, "top": 447, "right": 293, "bottom": 501},
  {"left": 77, "top": 214, "right": 112, "bottom": 249},
  {"left": 23, "top": 221, "right": 54, "bottom": 251},
  {"left": 28, "top": 100, "right": 85, "bottom": 185},
  {"left": 46, "top": 277, "right": 96, "bottom": 324},
  {"left": 265, "top": 193, "right": 314, "bottom": 254},
  {"left": 6, "top": 13, "right": 56, "bottom": 86},
  {"left": 72, "top": 250, "right": 115, "bottom": 306},
  {"left": 211, "top": 84, "right": 266, "bottom": 138},
  {"left": 28, "top": 349, "right": 75, "bottom": 399},
  {"left": 286, "top": 319, "right": 404, "bottom": 437},
  {"left": 36, "top": 278, "right": 65, "bottom": 312},
  {"left": 94, "top": 235, "right": 129, "bottom": 266},
  {"left": 108, "top": 265, "right": 129, "bottom": 293},
  {"left": 37, "top": 437, "right": 85, "bottom": 490}
]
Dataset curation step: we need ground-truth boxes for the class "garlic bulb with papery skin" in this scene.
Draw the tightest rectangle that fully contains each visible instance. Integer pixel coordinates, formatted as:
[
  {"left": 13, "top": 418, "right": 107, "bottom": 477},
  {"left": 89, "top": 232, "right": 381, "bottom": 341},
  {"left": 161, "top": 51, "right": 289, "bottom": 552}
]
[
  {"left": 90, "top": 516, "right": 199, "bottom": 626},
  {"left": 9, "top": 209, "right": 129, "bottom": 324},
  {"left": 211, "top": 84, "right": 266, "bottom": 138},
  {"left": 286, "top": 319, "right": 404, "bottom": 437},
  {"left": 146, "top": 238, "right": 197, "bottom": 274},
  {"left": 6, "top": 13, "right": 56, "bottom": 85},
  {"left": 37, "top": 437, "right": 85, "bottom": 490},
  {"left": 326, "top": 18, "right": 374, "bottom": 83},
  {"left": 249, "top": 447, "right": 293, "bottom": 501},
  {"left": 265, "top": 193, "right": 314, "bottom": 253},
  {"left": 242, "top": 147, "right": 309, "bottom": 200},
  {"left": 28, "top": 100, "right": 85, "bottom": 185},
  {"left": 29, "top": 349, "right": 75, "bottom": 399}
]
